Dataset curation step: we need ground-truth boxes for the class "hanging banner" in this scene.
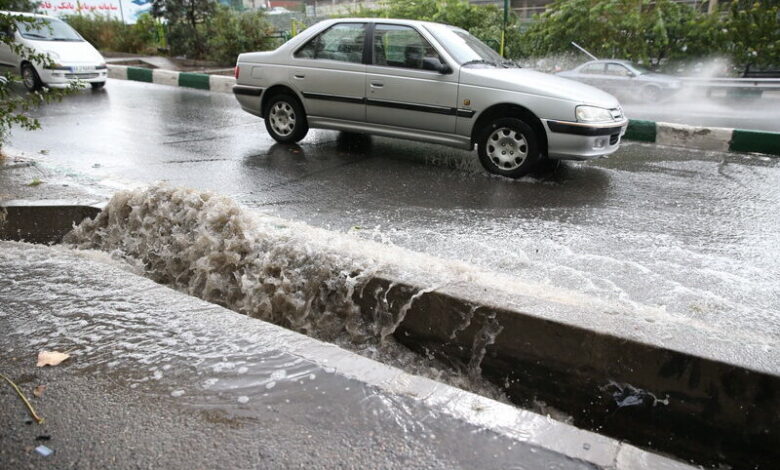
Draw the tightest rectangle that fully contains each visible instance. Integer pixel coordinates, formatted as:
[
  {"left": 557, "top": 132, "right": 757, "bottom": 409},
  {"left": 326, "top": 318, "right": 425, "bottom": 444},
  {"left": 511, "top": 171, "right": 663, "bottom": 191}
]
[{"left": 36, "top": 0, "right": 153, "bottom": 24}]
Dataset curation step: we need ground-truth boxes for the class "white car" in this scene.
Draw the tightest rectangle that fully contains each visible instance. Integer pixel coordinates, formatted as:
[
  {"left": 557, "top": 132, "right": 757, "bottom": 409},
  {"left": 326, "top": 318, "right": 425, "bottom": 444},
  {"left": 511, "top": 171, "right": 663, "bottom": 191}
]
[
  {"left": 234, "top": 18, "right": 627, "bottom": 178},
  {"left": 0, "top": 11, "right": 107, "bottom": 91}
]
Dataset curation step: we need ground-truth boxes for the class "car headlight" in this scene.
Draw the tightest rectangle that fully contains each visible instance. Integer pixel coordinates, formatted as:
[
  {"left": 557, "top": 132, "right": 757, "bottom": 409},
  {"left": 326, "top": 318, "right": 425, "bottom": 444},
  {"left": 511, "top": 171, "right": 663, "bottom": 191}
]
[{"left": 576, "top": 105, "right": 614, "bottom": 123}]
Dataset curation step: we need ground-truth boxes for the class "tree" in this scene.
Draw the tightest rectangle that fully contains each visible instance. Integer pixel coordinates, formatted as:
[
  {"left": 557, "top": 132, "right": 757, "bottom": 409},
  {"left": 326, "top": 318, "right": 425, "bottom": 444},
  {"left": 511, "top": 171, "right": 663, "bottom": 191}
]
[
  {"left": 351, "top": 0, "right": 525, "bottom": 58},
  {"left": 0, "top": 8, "right": 75, "bottom": 149},
  {"left": 152, "top": 0, "right": 217, "bottom": 58},
  {"left": 722, "top": 0, "right": 780, "bottom": 68},
  {"left": 522, "top": 0, "right": 712, "bottom": 66}
]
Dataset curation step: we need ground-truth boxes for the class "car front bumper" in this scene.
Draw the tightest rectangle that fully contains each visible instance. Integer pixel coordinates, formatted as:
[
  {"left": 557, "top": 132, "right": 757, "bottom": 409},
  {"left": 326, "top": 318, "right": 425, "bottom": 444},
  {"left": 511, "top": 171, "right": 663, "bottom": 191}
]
[
  {"left": 40, "top": 66, "right": 108, "bottom": 87},
  {"left": 543, "top": 119, "right": 628, "bottom": 160}
]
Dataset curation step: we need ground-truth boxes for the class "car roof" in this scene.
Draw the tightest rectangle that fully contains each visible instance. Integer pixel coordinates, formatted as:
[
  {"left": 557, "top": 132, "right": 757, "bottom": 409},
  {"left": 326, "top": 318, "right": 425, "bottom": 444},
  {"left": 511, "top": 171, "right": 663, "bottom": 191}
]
[
  {"left": 0, "top": 10, "right": 59, "bottom": 20},
  {"left": 317, "top": 17, "right": 452, "bottom": 29},
  {"left": 581, "top": 59, "right": 634, "bottom": 67}
]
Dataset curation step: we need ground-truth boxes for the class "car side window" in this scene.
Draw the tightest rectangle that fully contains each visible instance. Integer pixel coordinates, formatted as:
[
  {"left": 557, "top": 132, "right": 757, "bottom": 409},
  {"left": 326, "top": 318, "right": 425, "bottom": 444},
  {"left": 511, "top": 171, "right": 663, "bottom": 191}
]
[
  {"left": 373, "top": 24, "right": 443, "bottom": 71},
  {"left": 582, "top": 63, "right": 605, "bottom": 74},
  {"left": 605, "top": 64, "right": 630, "bottom": 77},
  {"left": 294, "top": 23, "right": 365, "bottom": 63}
]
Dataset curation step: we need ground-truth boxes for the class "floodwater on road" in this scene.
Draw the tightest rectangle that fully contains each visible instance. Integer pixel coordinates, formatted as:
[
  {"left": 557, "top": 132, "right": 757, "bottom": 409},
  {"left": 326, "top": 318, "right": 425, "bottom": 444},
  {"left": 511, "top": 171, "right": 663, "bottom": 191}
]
[{"left": 8, "top": 79, "right": 780, "bottom": 349}]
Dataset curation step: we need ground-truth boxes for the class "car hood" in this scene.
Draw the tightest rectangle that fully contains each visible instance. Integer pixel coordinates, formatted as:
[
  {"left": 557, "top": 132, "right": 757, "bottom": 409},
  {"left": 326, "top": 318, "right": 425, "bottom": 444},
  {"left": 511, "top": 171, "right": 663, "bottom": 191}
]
[
  {"left": 34, "top": 40, "right": 104, "bottom": 65},
  {"left": 460, "top": 67, "right": 620, "bottom": 109}
]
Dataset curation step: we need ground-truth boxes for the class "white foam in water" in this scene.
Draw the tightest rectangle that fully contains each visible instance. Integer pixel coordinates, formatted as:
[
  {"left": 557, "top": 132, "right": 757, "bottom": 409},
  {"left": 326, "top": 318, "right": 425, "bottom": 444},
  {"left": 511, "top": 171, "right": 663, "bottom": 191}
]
[{"left": 62, "top": 184, "right": 688, "bottom": 399}]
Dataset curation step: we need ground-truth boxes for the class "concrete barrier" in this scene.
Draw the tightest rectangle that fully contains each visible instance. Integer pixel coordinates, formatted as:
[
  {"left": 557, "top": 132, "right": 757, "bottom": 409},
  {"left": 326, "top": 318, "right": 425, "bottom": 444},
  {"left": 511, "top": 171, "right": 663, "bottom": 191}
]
[
  {"left": 354, "top": 276, "right": 779, "bottom": 469},
  {"left": 625, "top": 120, "right": 780, "bottom": 157},
  {"left": 109, "top": 65, "right": 236, "bottom": 94}
]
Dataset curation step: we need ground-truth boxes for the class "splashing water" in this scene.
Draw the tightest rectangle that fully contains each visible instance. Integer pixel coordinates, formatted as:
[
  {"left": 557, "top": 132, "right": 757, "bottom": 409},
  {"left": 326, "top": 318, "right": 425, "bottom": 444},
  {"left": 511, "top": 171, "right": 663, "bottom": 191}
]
[{"left": 64, "top": 184, "right": 512, "bottom": 400}]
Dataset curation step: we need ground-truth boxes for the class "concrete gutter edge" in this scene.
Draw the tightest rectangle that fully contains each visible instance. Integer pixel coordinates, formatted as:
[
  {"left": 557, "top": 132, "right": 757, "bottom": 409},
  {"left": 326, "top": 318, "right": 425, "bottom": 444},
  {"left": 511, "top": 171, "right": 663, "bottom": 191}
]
[
  {"left": 105, "top": 65, "right": 780, "bottom": 157},
  {"left": 625, "top": 119, "right": 780, "bottom": 157},
  {"left": 107, "top": 64, "right": 236, "bottom": 94}
]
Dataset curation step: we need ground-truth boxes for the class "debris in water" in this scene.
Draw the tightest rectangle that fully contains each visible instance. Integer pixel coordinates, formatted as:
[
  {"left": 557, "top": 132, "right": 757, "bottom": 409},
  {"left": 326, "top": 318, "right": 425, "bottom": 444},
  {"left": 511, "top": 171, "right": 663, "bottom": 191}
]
[
  {"left": 34, "top": 445, "right": 53, "bottom": 456},
  {"left": 604, "top": 381, "right": 670, "bottom": 408},
  {"left": 0, "top": 372, "right": 45, "bottom": 424},
  {"left": 33, "top": 385, "right": 46, "bottom": 397},
  {"left": 37, "top": 351, "right": 70, "bottom": 367},
  {"left": 27, "top": 178, "right": 43, "bottom": 187}
]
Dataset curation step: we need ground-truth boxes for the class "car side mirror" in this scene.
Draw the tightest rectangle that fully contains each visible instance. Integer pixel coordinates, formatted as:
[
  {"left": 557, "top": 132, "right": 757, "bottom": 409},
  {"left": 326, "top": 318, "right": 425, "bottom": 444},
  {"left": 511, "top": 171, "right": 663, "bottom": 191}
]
[
  {"left": 627, "top": 72, "right": 636, "bottom": 78},
  {"left": 438, "top": 62, "right": 452, "bottom": 74}
]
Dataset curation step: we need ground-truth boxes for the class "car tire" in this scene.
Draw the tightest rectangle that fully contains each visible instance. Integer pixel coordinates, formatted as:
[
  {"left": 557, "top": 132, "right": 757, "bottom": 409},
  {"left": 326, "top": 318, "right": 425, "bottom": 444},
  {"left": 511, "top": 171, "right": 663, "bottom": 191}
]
[
  {"left": 264, "top": 93, "right": 308, "bottom": 143},
  {"left": 91, "top": 81, "right": 106, "bottom": 90},
  {"left": 477, "top": 117, "right": 541, "bottom": 178},
  {"left": 21, "top": 63, "right": 43, "bottom": 92},
  {"left": 641, "top": 85, "right": 661, "bottom": 102}
]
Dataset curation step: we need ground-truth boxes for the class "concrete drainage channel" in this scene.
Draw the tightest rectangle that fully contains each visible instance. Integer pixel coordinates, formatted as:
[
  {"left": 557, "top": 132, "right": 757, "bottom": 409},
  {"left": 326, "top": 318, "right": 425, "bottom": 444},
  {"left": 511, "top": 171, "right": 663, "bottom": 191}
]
[{"left": 1, "top": 196, "right": 777, "bottom": 470}]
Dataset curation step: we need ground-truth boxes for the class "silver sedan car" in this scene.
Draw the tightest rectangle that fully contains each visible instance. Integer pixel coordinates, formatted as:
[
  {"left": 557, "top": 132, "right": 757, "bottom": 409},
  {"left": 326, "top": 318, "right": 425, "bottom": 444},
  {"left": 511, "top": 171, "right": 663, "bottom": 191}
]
[
  {"left": 557, "top": 60, "right": 682, "bottom": 103},
  {"left": 233, "top": 19, "right": 627, "bottom": 178}
]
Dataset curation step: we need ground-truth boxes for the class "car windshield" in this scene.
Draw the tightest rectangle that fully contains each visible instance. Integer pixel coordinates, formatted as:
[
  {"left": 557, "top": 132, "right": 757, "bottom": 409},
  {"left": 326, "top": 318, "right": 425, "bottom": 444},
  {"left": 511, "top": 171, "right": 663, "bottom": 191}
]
[
  {"left": 424, "top": 23, "right": 504, "bottom": 67},
  {"left": 16, "top": 18, "right": 83, "bottom": 42}
]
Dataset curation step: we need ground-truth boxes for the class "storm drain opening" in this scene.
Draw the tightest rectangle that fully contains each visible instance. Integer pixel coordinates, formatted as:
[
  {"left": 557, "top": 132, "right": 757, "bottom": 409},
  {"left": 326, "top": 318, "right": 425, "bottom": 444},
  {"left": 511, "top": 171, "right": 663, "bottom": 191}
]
[{"left": 4, "top": 185, "right": 776, "bottom": 469}]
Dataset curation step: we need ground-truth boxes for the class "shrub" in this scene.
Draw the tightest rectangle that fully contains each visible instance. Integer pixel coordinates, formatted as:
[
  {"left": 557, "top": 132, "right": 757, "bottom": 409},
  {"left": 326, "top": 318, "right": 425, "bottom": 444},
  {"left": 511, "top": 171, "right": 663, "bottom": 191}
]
[
  {"left": 64, "top": 13, "right": 157, "bottom": 54},
  {"left": 204, "top": 6, "right": 275, "bottom": 65}
]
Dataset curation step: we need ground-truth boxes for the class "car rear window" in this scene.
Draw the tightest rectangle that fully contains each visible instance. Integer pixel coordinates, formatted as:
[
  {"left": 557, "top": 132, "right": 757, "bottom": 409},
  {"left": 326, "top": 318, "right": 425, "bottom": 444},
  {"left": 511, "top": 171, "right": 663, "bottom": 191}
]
[{"left": 295, "top": 23, "right": 365, "bottom": 64}]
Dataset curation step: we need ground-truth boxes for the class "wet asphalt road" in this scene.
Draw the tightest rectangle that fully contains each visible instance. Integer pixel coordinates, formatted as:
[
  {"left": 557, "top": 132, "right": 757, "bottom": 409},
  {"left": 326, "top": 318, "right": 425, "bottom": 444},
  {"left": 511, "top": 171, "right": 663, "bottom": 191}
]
[{"left": 8, "top": 79, "right": 780, "bottom": 345}]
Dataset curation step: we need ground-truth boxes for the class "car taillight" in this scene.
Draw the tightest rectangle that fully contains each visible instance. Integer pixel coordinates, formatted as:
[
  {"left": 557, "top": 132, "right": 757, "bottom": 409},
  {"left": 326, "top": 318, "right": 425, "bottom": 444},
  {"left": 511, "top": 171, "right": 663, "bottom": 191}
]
[{"left": 234, "top": 66, "right": 240, "bottom": 79}]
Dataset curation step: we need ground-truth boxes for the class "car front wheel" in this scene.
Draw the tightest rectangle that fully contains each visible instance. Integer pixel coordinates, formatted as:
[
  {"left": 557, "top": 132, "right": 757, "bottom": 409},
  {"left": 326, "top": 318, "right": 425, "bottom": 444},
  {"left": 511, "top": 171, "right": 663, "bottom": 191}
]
[
  {"left": 264, "top": 94, "right": 308, "bottom": 143},
  {"left": 477, "top": 117, "right": 541, "bottom": 178},
  {"left": 91, "top": 81, "right": 106, "bottom": 90},
  {"left": 21, "top": 63, "right": 43, "bottom": 92}
]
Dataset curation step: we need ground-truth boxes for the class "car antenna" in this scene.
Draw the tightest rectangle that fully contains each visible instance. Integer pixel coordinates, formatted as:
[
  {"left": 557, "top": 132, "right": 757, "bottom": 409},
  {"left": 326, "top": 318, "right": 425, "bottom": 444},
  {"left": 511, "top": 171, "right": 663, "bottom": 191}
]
[{"left": 571, "top": 42, "right": 599, "bottom": 61}]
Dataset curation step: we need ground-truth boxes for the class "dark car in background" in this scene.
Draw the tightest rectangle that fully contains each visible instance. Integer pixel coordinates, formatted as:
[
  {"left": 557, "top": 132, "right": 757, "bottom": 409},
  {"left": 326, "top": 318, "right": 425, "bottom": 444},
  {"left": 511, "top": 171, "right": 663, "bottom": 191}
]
[{"left": 557, "top": 59, "right": 682, "bottom": 102}]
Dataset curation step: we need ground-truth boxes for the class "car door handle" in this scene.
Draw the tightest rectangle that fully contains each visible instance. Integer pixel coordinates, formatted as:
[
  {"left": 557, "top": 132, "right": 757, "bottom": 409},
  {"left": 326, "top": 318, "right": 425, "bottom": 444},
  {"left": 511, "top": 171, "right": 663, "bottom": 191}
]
[
  {"left": 370, "top": 81, "right": 384, "bottom": 88},
  {"left": 293, "top": 74, "right": 305, "bottom": 79}
]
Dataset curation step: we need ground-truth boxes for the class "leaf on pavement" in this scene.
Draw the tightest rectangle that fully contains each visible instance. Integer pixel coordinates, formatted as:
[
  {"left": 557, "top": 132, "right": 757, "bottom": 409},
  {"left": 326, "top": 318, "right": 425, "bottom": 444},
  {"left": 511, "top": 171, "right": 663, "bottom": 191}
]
[
  {"left": 36, "top": 351, "right": 70, "bottom": 367},
  {"left": 33, "top": 385, "right": 46, "bottom": 397}
]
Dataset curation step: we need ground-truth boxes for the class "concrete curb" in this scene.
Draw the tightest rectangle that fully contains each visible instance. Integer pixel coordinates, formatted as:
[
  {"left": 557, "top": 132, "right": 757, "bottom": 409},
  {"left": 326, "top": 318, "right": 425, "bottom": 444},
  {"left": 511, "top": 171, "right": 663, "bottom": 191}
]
[
  {"left": 107, "top": 64, "right": 236, "bottom": 94},
  {"left": 105, "top": 65, "right": 780, "bottom": 157},
  {"left": 625, "top": 119, "right": 780, "bottom": 156}
]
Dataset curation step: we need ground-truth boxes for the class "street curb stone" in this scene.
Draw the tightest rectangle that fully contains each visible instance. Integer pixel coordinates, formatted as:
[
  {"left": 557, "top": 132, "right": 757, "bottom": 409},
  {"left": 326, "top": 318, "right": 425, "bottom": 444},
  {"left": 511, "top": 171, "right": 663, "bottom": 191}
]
[
  {"left": 626, "top": 119, "right": 780, "bottom": 156},
  {"left": 105, "top": 65, "right": 780, "bottom": 157}
]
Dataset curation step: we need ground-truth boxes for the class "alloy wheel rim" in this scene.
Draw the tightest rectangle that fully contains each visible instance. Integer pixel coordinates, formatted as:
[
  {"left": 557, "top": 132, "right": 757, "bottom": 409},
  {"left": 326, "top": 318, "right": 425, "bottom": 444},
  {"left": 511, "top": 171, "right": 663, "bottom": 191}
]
[
  {"left": 22, "top": 67, "right": 35, "bottom": 89},
  {"left": 269, "top": 101, "right": 296, "bottom": 137},
  {"left": 486, "top": 127, "right": 528, "bottom": 171}
]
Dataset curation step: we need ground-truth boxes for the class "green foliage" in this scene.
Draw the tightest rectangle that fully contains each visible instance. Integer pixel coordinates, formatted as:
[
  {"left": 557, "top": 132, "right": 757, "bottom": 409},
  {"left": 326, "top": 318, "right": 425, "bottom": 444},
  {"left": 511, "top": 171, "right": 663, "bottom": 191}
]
[
  {"left": 63, "top": 14, "right": 158, "bottom": 54},
  {"left": 721, "top": 0, "right": 780, "bottom": 68},
  {"left": 152, "top": 0, "right": 218, "bottom": 57},
  {"left": 521, "top": 0, "right": 779, "bottom": 68},
  {"left": 522, "top": 0, "right": 713, "bottom": 65},
  {"left": 204, "top": 6, "right": 274, "bottom": 65},
  {"left": 0, "top": 12, "right": 76, "bottom": 148},
  {"left": 0, "top": 0, "right": 36, "bottom": 12},
  {"left": 352, "top": 0, "right": 525, "bottom": 58}
]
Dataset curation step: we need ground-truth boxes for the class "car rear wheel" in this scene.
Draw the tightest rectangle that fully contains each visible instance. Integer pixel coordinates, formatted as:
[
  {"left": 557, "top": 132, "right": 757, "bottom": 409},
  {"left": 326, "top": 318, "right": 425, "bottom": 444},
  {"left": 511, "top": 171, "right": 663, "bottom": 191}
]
[
  {"left": 264, "top": 94, "right": 308, "bottom": 143},
  {"left": 21, "top": 63, "right": 43, "bottom": 92},
  {"left": 477, "top": 117, "right": 541, "bottom": 178}
]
